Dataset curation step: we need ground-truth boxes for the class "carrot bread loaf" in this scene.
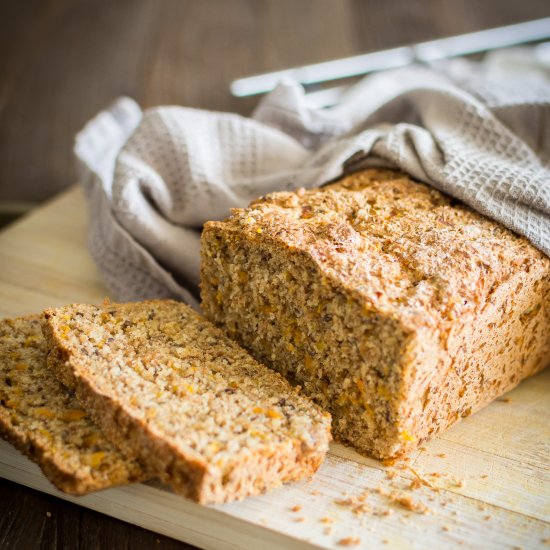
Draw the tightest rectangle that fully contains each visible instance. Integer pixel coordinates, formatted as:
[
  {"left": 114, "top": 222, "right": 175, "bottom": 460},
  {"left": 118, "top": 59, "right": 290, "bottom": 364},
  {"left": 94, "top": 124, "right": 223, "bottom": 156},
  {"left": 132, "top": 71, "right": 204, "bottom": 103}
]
[
  {"left": 0, "top": 315, "right": 146, "bottom": 495},
  {"left": 43, "top": 300, "right": 331, "bottom": 504},
  {"left": 201, "top": 168, "right": 550, "bottom": 459}
]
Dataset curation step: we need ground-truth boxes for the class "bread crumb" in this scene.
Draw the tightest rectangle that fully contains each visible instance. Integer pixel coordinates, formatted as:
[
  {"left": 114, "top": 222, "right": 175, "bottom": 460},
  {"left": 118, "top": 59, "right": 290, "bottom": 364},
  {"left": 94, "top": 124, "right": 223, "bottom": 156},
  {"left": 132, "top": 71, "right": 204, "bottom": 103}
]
[
  {"left": 481, "top": 474, "right": 489, "bottom": 479},
  {"left": 295, "top": 517, "right": 306, "bottom": 523},
  {"left": 320, "top": 516, "right": 333, "bottom": 524},
  {"left": 382, "top": 458, "right": 396, "bottom": 467},
  {"left": 409, "top": 478, "right": 422, "bottom": 490},
  {"left": 334, "top": 492, "right": 371, "bottom": 516},
  {"left": 388, "top": 493, "right": 429, "bottom": 514},
  {"left": 386, "top": 470, "right": 397, "bottom": 479},
  {"left": 324, "top": 526, "right": 333, "bottom": 536},
  {"left": 405, "top": 465, "right": 433, "bottom": 489},
  {"left": 338, "top": 537, "right": 361, "bottom": 546},
  {"left": 419, "top": 447, "right": 427, "bottom": 452},
  {"left": 484, "top": 515, "right": 492, "bottom": 521},
  {"left": 291, "top": 505, "right": 302, "bottom": 512},
  {"left": 437, "top": 453, "right": 446, "bottom": 458},
  {"left": 497, "top": 397, "right": 511, "bottom": 403},
  {"left": 382, "top": 540, "right": 389, "bottom": 545},
  {"left": 442, "top": 526, "right": 450, "bottom": 532}
]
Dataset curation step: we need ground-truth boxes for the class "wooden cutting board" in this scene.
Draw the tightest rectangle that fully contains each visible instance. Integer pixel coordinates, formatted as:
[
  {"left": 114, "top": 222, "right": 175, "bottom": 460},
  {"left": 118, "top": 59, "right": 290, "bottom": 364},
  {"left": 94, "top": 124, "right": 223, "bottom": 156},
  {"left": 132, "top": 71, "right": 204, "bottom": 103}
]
[{"left": 1, "top": 187, "right": 549, "bottom": 550}]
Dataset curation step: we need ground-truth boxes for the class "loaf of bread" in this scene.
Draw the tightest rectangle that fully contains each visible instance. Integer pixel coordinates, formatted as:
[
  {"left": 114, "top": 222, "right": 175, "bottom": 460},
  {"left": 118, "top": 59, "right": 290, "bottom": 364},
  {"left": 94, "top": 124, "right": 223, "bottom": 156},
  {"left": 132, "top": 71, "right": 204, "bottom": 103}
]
[
  {"left": 0, "top": 315, "right": 147, "bottom": 494},
  {"left": 43, "top": 300, "right": 331, "bottom": 504},
  {"left": 201, "top": 168, "right": 550, "bottom": 459}
]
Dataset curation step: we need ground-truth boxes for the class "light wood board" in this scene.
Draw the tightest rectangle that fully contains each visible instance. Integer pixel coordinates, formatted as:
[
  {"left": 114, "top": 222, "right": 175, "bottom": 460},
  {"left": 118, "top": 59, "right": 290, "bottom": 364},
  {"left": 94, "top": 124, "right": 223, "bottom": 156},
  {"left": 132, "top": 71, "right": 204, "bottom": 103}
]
[{"left": 1, "top": 186, "right": 549, "bottom": 550}]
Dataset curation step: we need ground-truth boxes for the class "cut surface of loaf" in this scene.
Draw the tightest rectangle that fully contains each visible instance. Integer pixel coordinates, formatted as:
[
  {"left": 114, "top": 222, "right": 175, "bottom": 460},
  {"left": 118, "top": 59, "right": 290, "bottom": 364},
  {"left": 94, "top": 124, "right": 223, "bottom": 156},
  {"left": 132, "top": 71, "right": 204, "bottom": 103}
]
[
  {"left": 43, "top": 300, "right": 331, "bottom": 504},
  {"left": 201, "top": 168, "right": 550, "bottom": 459},
  {"left": 0, "top": 315, "right": 147, "bottom": 495}
]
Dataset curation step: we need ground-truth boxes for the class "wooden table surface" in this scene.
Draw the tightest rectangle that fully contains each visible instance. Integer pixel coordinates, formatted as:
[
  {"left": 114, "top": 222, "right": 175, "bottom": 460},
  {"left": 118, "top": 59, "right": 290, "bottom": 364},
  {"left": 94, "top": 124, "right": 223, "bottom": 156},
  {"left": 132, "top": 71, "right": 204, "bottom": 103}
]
[{"left": 1, "top": 1, "right": 549, "bottom": 549}]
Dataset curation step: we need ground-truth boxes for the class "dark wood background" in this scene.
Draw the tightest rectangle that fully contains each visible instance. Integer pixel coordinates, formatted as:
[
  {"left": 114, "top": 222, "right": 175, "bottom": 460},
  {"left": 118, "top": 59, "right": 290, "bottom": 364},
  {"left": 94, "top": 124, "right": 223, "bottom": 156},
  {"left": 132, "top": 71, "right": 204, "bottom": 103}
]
[{"left": 1, "top": 0, "right": 549, "bottom": 548}]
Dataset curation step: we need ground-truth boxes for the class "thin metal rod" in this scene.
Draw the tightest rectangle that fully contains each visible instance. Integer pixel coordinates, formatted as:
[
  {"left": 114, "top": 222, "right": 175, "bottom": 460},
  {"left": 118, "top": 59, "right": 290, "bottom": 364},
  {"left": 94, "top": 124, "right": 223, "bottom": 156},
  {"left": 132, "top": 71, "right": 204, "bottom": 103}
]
[{"left": 230, "top": 17, "right": 550, "bottom": 98}]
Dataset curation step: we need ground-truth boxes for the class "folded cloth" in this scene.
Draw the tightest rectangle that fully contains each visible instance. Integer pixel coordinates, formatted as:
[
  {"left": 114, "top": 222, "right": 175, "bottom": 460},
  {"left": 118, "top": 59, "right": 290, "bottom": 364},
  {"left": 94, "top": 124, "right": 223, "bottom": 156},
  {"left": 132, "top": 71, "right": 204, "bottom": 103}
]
[{"left": 75, "top": 49, "right": 550, "bottom": 307}]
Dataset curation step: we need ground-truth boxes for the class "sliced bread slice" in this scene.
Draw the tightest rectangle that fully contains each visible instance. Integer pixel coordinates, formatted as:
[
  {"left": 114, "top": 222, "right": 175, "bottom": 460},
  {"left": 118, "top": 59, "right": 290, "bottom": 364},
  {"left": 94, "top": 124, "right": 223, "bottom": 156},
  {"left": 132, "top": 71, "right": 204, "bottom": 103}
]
[
  {"left": 43, "top": 300, "right": 331, "bottom": 504},
  {"left": 0, "top": 315, "right": 147, "bottom": 495}
]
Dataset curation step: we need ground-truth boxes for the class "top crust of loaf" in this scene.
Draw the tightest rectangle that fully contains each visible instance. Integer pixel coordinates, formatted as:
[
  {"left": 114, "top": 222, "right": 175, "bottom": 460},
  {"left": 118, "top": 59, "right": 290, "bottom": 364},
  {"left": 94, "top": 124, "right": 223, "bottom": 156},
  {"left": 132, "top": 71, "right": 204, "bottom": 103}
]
[
  {"left": 209, "top": 169, "right": 549, "bottom": 333},
  {"left": 0, "top": 315, "right": 147, "bottom": 495},
  {"left": 43, "top": 300, "right": 331, "bottom": 504}
]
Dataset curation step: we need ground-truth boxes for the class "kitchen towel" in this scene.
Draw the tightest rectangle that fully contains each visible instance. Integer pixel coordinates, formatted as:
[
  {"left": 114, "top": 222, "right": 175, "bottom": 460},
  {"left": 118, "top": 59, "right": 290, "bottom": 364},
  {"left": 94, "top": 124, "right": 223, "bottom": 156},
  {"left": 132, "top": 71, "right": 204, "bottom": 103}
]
[{"left": 74, "top": 48, "right": 550, "bottom": 307}]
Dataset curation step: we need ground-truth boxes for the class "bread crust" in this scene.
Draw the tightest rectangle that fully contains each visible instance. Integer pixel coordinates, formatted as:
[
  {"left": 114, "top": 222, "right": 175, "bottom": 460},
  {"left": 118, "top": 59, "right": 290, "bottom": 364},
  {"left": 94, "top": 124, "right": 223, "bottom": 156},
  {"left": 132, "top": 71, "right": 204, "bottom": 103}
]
[
  {"left": 43, "top": 300, "right": 331, "bottom": 504},
  {"left": 0, "top": 315, "right": 147, "bottom": 495},
  {"left": 201, "top": 168, "right": 550, "bottom": 458}
]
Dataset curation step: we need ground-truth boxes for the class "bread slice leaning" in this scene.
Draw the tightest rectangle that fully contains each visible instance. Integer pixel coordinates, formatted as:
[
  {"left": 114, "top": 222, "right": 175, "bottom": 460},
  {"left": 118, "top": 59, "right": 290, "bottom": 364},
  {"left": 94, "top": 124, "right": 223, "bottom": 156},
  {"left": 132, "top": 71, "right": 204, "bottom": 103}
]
[
  {"left": 0, "top": 315, "right": 147, "bottom": 495},
  {"left": 43, "top": 300, "right": 332, "bottom": 504}
]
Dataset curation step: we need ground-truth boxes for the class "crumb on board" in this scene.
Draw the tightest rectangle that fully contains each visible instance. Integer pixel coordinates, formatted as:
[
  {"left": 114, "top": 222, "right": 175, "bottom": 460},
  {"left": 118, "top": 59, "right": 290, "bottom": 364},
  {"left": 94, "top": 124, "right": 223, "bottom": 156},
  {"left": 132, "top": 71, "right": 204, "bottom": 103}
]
[
  {"left": 338, "top": 537, "right": 361, "bottom": 546},
  {"left": 409, "top": 478, "right": 422, "bottom": 490},
  {"left": 442, "top": 526, "right": 451, "bottom": 532},
  {"left": 405, "top": 465, "right": 434, "bottom": 489},
  {"left": 334, "top": 492, "right": 371, "bottom": 516},
  {"left": 481, "top": 474, "right": 489, "bottom": 479},
  {"left": 320, "top": 516, "right": 333, "bottom": 524},
  {"left": 324, "top": 526, "right": 333, "bottom": 536},
  {"left": 386, "top": 470, "right": 397, "bottom": 479},
  {"left": 388, "top": 492, "right": 429, "bottom": 514},
  {"left": 291, "top": 505, "right": 302, "bottom": 512},
  {"left": 419, "top": 447, "right": 427, "bottom": 452},
  {"left": 484, "top": 515, "right": 492, "bottom": 521},
  {"left": 437, "top": 453, "right": 446, "bottom": 458},
  {"left": 295, "top": 517, "right": 306, "bottom": 523},
  {"left": 374, "top": 508, "right": 394, "bottom": 517},
  {"left": 497, "top": 397, "right": 511, "bottom": 403}
]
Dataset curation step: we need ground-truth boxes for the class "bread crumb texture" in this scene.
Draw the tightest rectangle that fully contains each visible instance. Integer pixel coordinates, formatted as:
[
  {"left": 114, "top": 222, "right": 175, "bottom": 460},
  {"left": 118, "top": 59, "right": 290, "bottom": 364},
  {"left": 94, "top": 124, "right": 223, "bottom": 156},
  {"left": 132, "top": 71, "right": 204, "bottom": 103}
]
[
  {"left": 0, "top": 315, "right": 146, "bottom": 495},
  {"left": 43, "top": 300, "right": 331, "bottom": 504},
  {"left": 201, "top": 168, "right": 550, "bottom": 459}
]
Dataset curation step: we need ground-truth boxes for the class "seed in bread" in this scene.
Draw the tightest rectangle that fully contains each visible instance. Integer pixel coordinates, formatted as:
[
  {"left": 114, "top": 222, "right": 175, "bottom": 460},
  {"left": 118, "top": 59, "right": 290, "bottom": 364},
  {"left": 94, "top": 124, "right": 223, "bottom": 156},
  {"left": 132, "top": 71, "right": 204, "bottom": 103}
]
[
  {"left": 200, "top": 168, "right": 550, "bottom": 459},
  {"left": 0, "top": 315, "right": 147, "bottom": 495},
  {"left": 43, "top": 300, "right": 332, "bottom": 504}
]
